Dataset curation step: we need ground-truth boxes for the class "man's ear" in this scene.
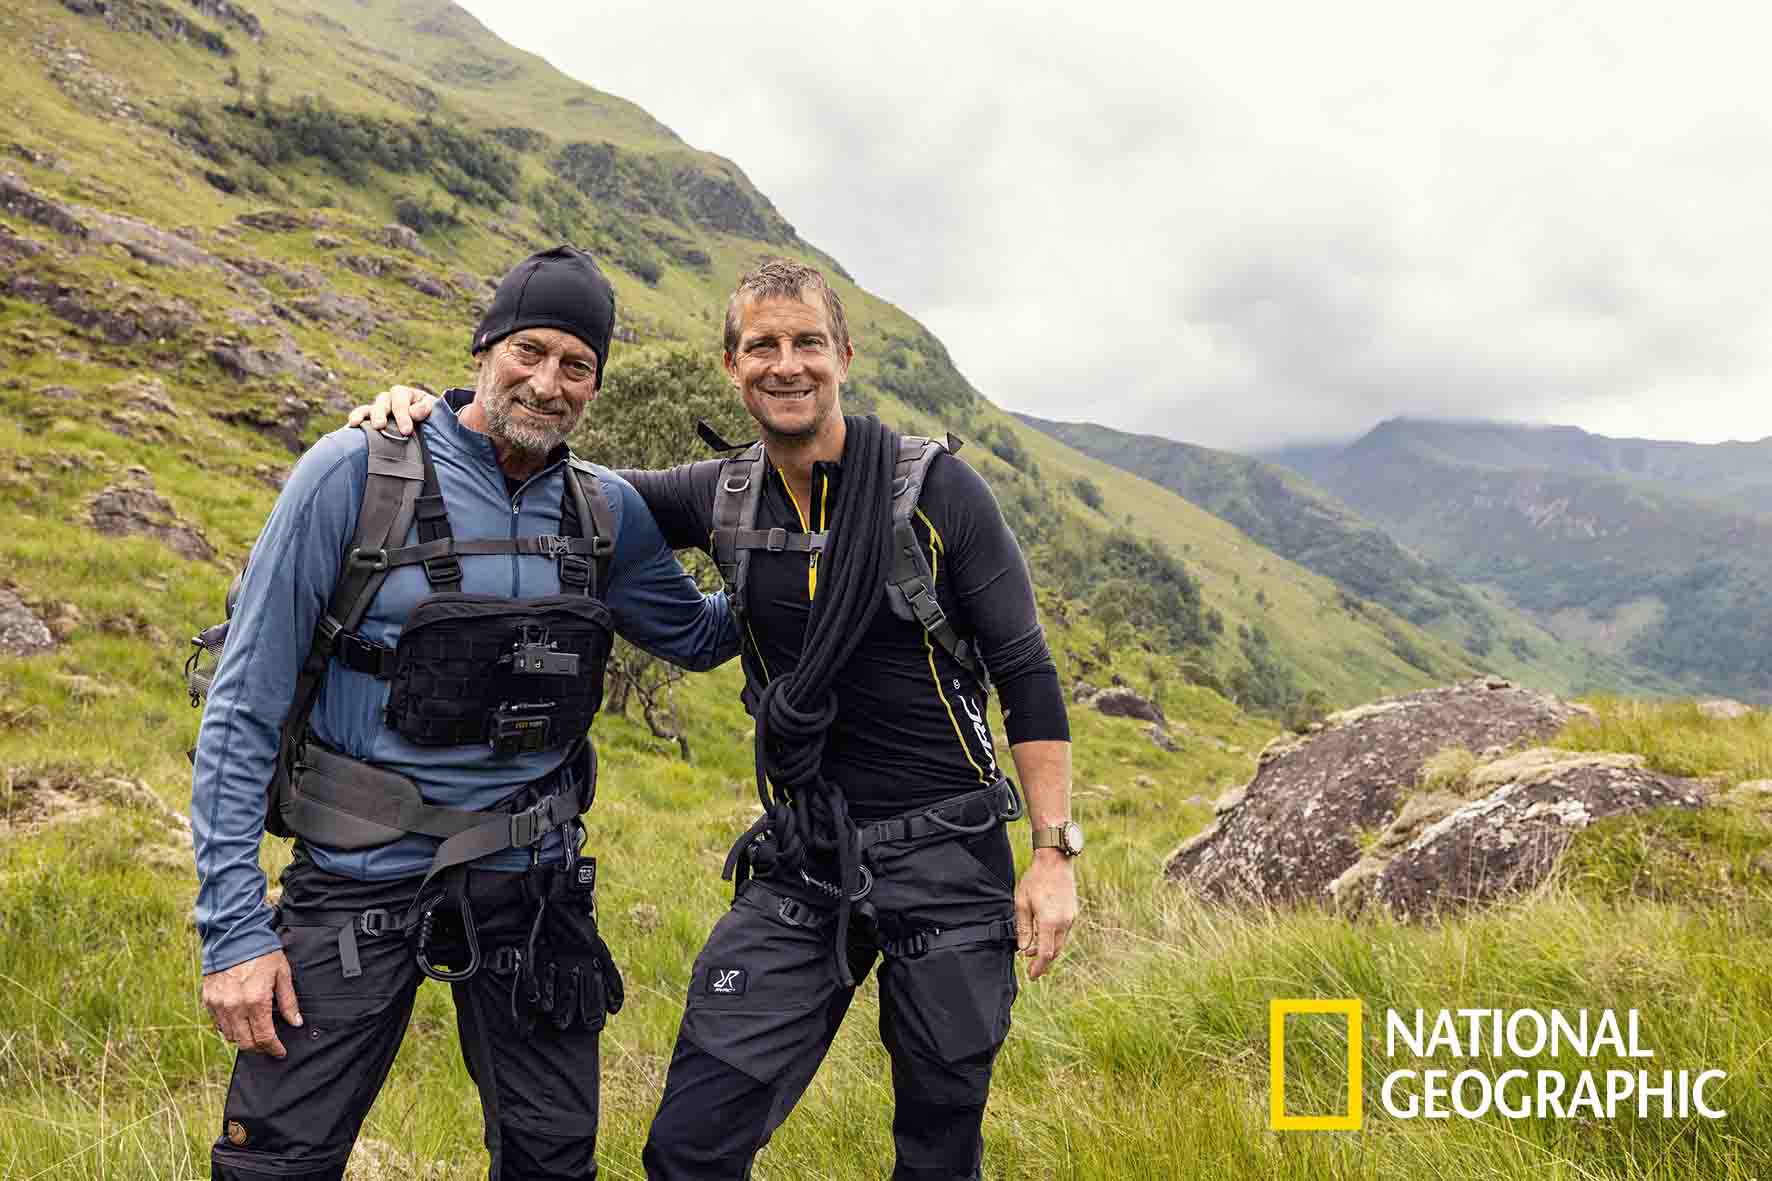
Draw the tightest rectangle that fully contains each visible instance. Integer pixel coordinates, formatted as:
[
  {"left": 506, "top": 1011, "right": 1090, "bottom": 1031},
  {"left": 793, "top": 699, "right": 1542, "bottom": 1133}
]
[{"left": 723, "top": 351, "right": 740, "bottom": 386}]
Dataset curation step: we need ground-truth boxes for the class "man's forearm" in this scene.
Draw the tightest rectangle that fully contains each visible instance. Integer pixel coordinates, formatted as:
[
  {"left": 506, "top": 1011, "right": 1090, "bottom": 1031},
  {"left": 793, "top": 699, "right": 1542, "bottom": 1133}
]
[{"left": 1009, "top": 739, "right": 1072, "bottom": 833}]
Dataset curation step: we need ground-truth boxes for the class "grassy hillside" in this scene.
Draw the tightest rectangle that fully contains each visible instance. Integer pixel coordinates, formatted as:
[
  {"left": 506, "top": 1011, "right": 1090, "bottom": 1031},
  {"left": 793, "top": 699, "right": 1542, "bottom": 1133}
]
[
  {"left": 1017, "top": 414, "right": 1659, "bottom": 698},
  {"left": 1265, "top": 419, "right": 1772, "bottom": 702}
]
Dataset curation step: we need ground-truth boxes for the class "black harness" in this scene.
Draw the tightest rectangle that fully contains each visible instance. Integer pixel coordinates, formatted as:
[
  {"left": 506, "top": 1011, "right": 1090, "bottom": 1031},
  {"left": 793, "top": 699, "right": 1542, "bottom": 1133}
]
[
  {"left": 708, "top": 432, "right": 988, "bottom": 694},
  {"left": 187, "top": 424, "right": 620, "bottom": 981}
]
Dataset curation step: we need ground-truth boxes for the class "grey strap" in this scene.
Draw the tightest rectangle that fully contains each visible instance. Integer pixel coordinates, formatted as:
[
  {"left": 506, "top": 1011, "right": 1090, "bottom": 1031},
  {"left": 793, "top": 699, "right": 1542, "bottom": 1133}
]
[
  {"left": 710, "top": 444, "right": 767, "bottom": 616},
  {"left": 726, "top": 528, "right": 828, "bottom": 555},
  {"left": 882, "top": 436, "right": 986, "bottom": 684}
]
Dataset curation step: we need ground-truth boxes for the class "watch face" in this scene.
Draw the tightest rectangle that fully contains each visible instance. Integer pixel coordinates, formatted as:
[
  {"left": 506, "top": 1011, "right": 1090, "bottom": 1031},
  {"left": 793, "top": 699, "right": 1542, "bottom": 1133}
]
[{"left": 1063, "top": 821, "right": 1085, "bottom": 855}]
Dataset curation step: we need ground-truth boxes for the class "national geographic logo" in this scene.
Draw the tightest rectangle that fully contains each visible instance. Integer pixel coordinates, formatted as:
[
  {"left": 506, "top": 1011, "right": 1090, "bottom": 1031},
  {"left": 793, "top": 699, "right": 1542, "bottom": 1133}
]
[{"left": 1268, "top": 1001, "right": 1727, "bottom": 1131}]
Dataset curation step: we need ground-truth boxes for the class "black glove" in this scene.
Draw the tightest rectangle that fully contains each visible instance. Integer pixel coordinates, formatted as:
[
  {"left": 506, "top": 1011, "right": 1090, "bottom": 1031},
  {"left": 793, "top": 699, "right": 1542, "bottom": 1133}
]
[{"left": 521, "top": 858, "right": 624, "bottom": 1033}]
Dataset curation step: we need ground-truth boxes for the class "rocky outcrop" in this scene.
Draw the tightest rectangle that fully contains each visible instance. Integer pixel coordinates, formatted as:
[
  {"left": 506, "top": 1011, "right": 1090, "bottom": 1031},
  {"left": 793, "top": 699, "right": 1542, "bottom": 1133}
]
[
  {"left": 0, "top": 589, "right": 56, "bottom": 657},
  {"left": 208, "top": 337, "right": 328, "bottom": 385},
  {"left": 372, "top": 223, "right": 424, "bottom": 253},
  {"left": 0, "top": 172, "right": 88, "bottom": 237},
  {"left": 236, "top": 209, "right": 318, "bottom": 232},
  {"left": 214, "top": 393, "right": 313, "bottom": 453},
  {"left": 2, "top": 275, "right": 198, "bottom": 344},
  {"left": 88, "top": 468, "right": 213, "bottom": 560},
  {"left": 1698, "top": 699, "right": 1752, "bottom": 721},
  {"left": 290, "top": 291, "right": 380, "bottom": 336},
  {"left": 1165, "top": 679, "right": 1587, "bottom": 906},
  {"left": 61, "top": 0, "right": 231, "bottom": 54},
  {"left": 1079, "top": 685, "right": 1166, "bottom": 724},
  {"left": 1355, "top": 751, "right": 1706, "bottom": 916}
]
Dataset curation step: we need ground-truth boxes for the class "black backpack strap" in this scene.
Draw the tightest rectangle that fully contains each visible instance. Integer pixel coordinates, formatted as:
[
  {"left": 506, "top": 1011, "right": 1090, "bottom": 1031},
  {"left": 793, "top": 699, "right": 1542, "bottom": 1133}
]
[
  {"left": 883, "top": 435, "right": 986, "bottom": 685},
  {"left": 563, "top": 457, "right": 618, "bottom": 597},
  {"left": 411, "top": 426, "right": 460, "bottom": 590},
  {"left": 710, "top": 443, "right": 767, "bottom": 617},
  {"left": 267, "top": 426, "right": 425, "bottom": 836}
]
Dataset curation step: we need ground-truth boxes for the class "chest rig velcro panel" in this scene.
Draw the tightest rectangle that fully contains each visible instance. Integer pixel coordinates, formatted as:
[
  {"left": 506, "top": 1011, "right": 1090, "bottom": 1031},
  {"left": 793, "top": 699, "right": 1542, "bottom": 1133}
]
[{"left": 708, "top": 434, "right": 985, "bottom": 685}]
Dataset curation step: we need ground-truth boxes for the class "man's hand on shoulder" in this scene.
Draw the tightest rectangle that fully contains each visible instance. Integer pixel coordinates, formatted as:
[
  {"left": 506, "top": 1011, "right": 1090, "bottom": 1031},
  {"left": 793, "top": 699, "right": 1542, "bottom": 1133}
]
[
  {"left": 345, "top": 385, "right": 438, "bottom": 435},
  {"left": 203, "top": 948, "right": 303, "bottom": 1058},
  {"left": 1014, "top": 850, "right": 1078, "bottom": 981}
]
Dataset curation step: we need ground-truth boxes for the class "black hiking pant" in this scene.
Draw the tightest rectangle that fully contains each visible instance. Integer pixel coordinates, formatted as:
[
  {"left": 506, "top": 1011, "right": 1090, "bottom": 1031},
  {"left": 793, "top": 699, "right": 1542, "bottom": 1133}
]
[
  {"left": 641, "top": 825, "right": 1019, "bottom": 1181},
  {"left": 210, "top": 859, "right": 603, "bottom": 1181}
]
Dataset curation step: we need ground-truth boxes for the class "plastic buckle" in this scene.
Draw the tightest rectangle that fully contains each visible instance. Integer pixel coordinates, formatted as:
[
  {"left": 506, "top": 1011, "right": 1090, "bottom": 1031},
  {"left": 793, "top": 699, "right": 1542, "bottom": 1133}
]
[
  {"left": 765, "top": 527, "right": 789, "bottom": 552},
  {"left": 357, "top": 908, "right": 390, "bottom": 938},
  {"left": 777, "top": 896, "right": 815, "bottom": 928},
  {"left": 558, "top": 554, "right": 592, "bottom": 588},
  {"left": 542, "top": 534, "right": 573, "bottom": 557},
  {"left": 346, "top": 548, "right": 389, "bottom": 572},
  {"left": 510, "top": 805, "right": 548, "bottom": 847},
  {"left": 899, "top": 930, "right": 930, "bottom": 959},
  {"left": 489, "top": 946, "right": 522, "bottom": 975},
  {"left": 903, "top": 581, "right": 946, "bottom": 627},
  {"left": 423, "top": 555, "right": 462, "bottom": 585}
]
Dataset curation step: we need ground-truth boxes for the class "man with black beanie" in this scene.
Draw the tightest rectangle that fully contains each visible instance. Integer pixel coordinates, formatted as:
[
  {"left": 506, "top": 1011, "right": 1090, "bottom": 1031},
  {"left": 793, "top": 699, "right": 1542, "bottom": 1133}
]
[{"left": 193, "top": 245, "right": 738, "bottom": 1181}]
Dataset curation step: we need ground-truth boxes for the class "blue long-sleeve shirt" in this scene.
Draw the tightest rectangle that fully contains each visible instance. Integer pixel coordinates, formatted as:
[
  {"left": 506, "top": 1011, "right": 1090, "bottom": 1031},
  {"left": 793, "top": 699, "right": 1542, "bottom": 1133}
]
[{"left": 191, "top": 390, "right": 739, "bottom": 974}]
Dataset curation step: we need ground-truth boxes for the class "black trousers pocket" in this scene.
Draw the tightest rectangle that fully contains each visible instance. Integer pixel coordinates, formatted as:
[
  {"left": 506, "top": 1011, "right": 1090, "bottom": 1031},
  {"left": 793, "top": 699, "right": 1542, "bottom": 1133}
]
[{"left": 879, "top": 933, "right": 1017, "bottom": 1065}]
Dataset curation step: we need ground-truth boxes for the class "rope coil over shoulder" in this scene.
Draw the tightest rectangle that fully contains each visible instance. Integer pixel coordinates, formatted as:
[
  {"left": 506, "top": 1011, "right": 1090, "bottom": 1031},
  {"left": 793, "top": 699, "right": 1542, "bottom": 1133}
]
[{"left": 721, "top": 415, "right": 900, "bottom": 986}]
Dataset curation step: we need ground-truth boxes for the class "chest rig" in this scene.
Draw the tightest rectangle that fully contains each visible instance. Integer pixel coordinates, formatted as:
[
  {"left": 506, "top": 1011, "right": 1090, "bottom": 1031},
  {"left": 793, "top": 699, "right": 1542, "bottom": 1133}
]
[
  {"left": 187, "top": 424, "right": 618, "bottom": 881},
  {"left": 707, "top": 433, "right": 986, "bottom": 691}
]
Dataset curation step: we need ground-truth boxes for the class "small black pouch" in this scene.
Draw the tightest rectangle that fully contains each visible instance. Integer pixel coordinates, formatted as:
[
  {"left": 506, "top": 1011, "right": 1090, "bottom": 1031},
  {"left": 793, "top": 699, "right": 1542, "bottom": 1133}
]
[{"left": 386, "top": 594, "right": 613, "bottom": 750}]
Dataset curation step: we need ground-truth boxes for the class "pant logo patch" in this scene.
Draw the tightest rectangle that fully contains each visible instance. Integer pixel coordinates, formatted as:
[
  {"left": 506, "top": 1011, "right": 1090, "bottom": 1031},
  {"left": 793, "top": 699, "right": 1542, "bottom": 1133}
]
[
  {"left": 225, "top": 1120, "right": 248, "bottom": 1147},
  {"left": 709, "top": 967, "right": 747, "bottom": 996}
]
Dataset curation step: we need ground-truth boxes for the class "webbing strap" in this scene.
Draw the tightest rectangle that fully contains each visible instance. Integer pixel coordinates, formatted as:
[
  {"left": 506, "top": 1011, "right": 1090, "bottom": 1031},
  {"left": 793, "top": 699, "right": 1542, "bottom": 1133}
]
[
  {"left": 268, "top": 427, "right": 423, "bottom": 837},
  {"left": 565, "top": 458, "right": 618, "bottom": 597},
  {"left": 726, "top": 528, "right": 828, "bottom": 554},
  {"left": 882, "top": 918, "right": 1018, "bottom": 960},
  {"left": 277, "top": 905, "right": 407, "bottom": 980},
  {"left": 853, "top": 777, "right": 1021, "bottom": 853},
  {"left": 884, "top": 436, "right": 985, "bottom": 683},
  {"left": 368, "top": 534, "right": 609, "bottom": 569},
  {"left": 710, "top": 444, "right": 767, "bottom": 616}
]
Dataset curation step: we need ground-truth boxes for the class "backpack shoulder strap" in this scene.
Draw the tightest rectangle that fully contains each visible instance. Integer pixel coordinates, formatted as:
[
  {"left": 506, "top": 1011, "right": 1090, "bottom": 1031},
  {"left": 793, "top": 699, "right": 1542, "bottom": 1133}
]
[
  {"left": 267, "top": 426, "right": 425, "bottom": 836},
  {"left": 710, "top": 442, "right": 767, "bottom": 616},
  {"left": 563, "top": 457, "right": 618, "bottom": 597},
  {"left": 884, "top": 435, "right": 986, "bottom": 683}
]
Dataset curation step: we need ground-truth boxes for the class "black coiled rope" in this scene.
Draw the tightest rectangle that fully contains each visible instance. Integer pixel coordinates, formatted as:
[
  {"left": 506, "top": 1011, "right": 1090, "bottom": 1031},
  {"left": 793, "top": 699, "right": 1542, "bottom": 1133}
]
[{"left": 721, "top": 415, "right": 898, "bottom": 985}]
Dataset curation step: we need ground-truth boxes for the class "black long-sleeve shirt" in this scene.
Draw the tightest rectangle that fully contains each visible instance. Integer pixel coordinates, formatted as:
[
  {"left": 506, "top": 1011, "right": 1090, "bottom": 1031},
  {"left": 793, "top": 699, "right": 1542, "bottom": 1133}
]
[{"left": 623, "top": 448, "right": 1069, "bottom": 818}]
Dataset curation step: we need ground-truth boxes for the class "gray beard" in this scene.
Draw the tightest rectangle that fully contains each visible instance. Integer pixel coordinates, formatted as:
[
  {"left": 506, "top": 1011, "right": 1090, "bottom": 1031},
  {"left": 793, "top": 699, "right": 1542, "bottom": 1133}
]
[{"left": 479, "top": 378, "right": 578, "bottom": 458}]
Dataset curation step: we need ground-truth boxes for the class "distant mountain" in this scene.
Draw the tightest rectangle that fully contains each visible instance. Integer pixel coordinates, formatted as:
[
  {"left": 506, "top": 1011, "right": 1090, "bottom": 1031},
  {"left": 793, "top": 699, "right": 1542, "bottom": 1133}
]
[
  {"left": 1272, "top": 420, "right": 1772, "bottom": 514},
  {"left": 1016, "top": 415, "right": 1657, "bottom": 697},
  {"left": 1261, "top": 419, "right": 1772, "bottom": 701}
]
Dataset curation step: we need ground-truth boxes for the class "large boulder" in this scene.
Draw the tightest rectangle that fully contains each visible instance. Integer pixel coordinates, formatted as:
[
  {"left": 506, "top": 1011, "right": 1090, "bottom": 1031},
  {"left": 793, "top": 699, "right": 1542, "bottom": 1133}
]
[
  {"left": 1165, "top": 679, "right": 1586, "bottom": 905},
  {"left": 1360, "top": 751, "right": 1706, "bottom": 916}
]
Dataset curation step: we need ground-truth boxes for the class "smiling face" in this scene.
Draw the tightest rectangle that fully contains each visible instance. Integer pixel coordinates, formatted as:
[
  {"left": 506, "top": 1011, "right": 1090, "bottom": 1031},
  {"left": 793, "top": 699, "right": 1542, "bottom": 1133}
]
[
  {"left": 474, "top": 327, "right": 599, "bottom": 461},
  {"left": 725, "top": 288, "right": 853, "bottom": 445}
]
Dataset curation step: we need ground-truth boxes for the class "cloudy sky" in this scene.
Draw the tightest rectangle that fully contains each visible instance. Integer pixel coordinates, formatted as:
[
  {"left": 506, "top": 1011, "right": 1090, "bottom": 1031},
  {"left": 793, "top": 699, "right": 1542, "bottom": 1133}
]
[{"left": 459, "top": 0, "right": 1772, "bottom": 452}]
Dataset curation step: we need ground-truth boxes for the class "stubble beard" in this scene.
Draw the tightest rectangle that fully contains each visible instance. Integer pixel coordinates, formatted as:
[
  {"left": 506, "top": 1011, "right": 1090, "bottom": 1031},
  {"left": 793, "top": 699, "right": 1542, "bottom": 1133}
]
[{"left": 478, "top": 371, "right": 580, "bottom": 459}]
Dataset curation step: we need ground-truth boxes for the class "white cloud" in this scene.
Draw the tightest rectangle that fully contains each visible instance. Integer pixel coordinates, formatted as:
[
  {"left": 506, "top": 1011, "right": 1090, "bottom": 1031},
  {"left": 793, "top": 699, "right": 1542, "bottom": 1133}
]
[{"left": 460, "top": 0, "right": 1772, "bottom": 450}]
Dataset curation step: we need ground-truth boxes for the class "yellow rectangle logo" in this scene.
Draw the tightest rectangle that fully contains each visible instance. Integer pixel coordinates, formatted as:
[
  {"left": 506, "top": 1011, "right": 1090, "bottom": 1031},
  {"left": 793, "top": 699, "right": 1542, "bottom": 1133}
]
[{"left": 1270, "top": 998, "right": 1362, "bottom": 1130}]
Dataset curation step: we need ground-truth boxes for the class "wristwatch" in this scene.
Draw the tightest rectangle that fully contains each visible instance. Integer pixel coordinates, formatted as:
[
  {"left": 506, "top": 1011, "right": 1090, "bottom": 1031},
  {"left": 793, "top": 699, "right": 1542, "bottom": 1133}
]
[{"left": 1031, "top": 821, "right": 1085, "bottom": 857}]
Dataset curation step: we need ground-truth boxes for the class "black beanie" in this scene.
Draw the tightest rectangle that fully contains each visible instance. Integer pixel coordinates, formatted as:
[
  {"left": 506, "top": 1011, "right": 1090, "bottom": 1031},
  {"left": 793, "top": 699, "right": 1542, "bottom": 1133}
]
[{"left": 472, "top": 246, "right": 616, "bottom": 387}]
